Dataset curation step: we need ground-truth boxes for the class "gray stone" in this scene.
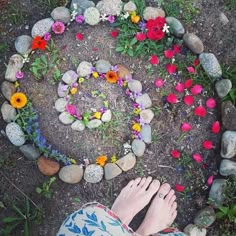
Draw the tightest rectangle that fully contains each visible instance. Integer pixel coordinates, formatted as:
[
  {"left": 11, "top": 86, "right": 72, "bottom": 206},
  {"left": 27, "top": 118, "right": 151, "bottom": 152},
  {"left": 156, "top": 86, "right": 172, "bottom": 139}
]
[
  {"left": 132, "top": 139, "right": 146, "bottom": 157},
  {"left": 87, "top": 119, "right": 102, "bottom": 129},
  {"left": 184, "top": 224, "right": 207, "bottom": 236},
  {"left": 166, "top": 17, "right": 185, "bottom": 38},
  {"left": 128, "top": 80, "right": 142, "bottom": 93},
  {"left": 77, "top": 61, "right": 92, "bottom": 77},
  {"left": 1, "top": 102, "right": 17, "bottom": 123},
  {"left": 101, "top": 110, "right": 112, "bottom": 122},
  {"left": 96, "top": 0, "right": 123, "bottom": 16},
  {"left": 220, "top": 159, "right": 236, "bottom": 176},
  {"left": 71, "top": 120, "right": 85, "bottom": 131},
  {"left": 84, "top": 164, "right": 104, "bottom": 183},
  {"left": 140, "top": 125, "right": 152, "bottom": 144},
  {"left": 215, "top": 79, "right": 232, "bottom": 98},
  {"left": 57, "top": 82, "right": 69, "bottom": 97},
  {"left": 136, "top": 93, "right": 152, "bottom": 108},
  {"left": 199, "top": 53, "right": 222, "bottom": 79},
  {"left": 209, "top": 179, "right": 227, "bottom": 207},
  {"left": 183, "top": 33, "right": 204, "bottom": 54},
  {"left": 140, "top": 109, "right": 154, "bottom": 124},
  {"left": 95, "top": 60, "right": 111, "bottom": 73},
  {"left": 104, "top": 163, "right": 122, "bottom": 180},
  {"left": 19, "top": 144, "right": 42, "bottom": 160},
  {"left": 59, "top": 165, "right": 84, "bottom": 184},
  {"left": 62, "top": 70, "right": 78, "bottom": 85},
  {"left": 219, "top": 12, "right": 229, "bottom": 26},
  {"left": 194, "top": 206, "right": 216, "bottom": 227},
  {"left": 124, "top": 1, "right": 137, "bottom": 12},
  {"left": 5, "top": 54, "right": 24, "bottom": 82},
  {"left": 221, "top": 131, "right": 236, "bottom": 159},
  {"left": 1, "top": 81, "right": 16, "bottom": 101},
  {"left": 15, "top": 35, "right": 32, "bottom": 55},
  {"left": 31, "top": 18, "right": 54, "bottom": 38},
  {"left": 71, "top": 0, "right": 95, "bottom": 15},
  {"left": 222, "top": 101, "right": 236, "bottom": 131},
  {"left": 6, "top": 122, "right": 25, "bottom": 146},
  {"left": 84, "top": 7, "right": 100, "bottom": 26},
  {"left": 51, "top": 7, "right": 71, "bottom": 24},
  {"left": 59, "top": 112, "right": 74, "bottom": 125},
  {"left": 55, "top": 98, "right": 68, "bottom": 112},
  {"left": 116, "top": 153, "right": 136, "bottom": 171},
  {"left": 143, "top": 7, "right": 165, "bottom": 21}
]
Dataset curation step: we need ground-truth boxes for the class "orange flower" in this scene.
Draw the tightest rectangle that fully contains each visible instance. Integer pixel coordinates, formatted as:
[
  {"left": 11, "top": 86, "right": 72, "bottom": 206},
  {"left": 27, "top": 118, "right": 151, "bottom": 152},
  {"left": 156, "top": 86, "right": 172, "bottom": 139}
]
[
  {"left": 131, "top": 15, "right": 140, "bottom": 24},
  {"left": 10, "top": 92, "right": 28, "bottom": 109},
  {"left": 32, "top": 36, "right": 47, "bottom": 50},
  {"left": 96, "top": 155, "right": 108, "bottom": 167},
  {"left": 105, "top": 71, "right": 118, "bottom": 84}
]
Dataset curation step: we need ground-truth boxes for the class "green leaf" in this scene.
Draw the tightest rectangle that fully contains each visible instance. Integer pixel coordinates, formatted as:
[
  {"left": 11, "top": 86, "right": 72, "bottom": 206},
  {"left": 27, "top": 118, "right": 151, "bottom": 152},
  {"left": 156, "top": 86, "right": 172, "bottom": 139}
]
[
  {"left": 115, "top": 46, "right": 124, "bottom": 52},
  {"left": 127, "top": 49, "right": 134, "bottom": 57},
  {"left": 2, "top": 217, "right": 21, "bottom": 223},
  {"left": 36, "top": 187, "right": 42, "bottom": 194},
  {"left": 24, "top": 221, "right": 29, "bottom": 236},
  {"left": 130, "top": 37, "right": 138, "bottom": 46},
  {"left": 40, "top": 55, "right": 47, "bottom": 65}
]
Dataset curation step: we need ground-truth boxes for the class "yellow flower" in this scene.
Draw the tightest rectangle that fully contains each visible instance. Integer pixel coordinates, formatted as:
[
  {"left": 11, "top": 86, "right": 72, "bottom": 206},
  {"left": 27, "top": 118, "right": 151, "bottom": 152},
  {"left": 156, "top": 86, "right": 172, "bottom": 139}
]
[
  {"left": 92, "top": 72, "right": 99, "bottom": 78},
  {"left": 79, "top": 77, "right": 84, "bottom": 83},
  {"left": 123, "top": 81, "right": 128, "bottom": 87},
  {"left": 96, "top": 155, "right": 108, "bottom": 167},
  {"left": 133, "top": 108, "right": 141, "bottom": 115},
  {"left": 131, "top": 15, "right": 140, "bottom": 24},
  {"left": 10, "top": 92, "right": 27, "bottom": 109},
  {"left": 130, "top": 11, "right": 137, "bottom": 16},
  {"left": 132, "top": 123, "right": 141, "bottom": 132},
  {"left": 111, "top": 155, "right": 117, "bottom": 163},
  {"left": 93, "top": 111, "right": 101, "bottom": 119},
  {"left": 70, "top": 87, "right": 78, "bottom": 95},
  {"left": 70, "top": 158, "right": 77, "bottom": 164},
  {"left": 14, "top": 81, "right": 20, "bottom": 88}
]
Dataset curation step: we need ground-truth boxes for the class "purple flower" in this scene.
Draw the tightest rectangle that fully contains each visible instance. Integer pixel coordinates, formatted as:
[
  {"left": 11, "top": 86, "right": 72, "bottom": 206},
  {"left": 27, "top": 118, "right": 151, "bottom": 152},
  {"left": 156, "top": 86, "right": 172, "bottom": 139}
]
[
  {"left": 132, "top": 103, "right": 139, "bottom": 108},
  {"left": 125, "top": 89, "right": 132, "bottom": 96},
  {"left": 75, "top": 112, "right": 82, "bottom": 120},
  {"left": 111, "top": 65, "right": 118, "bottom": 72},
  {"left": 108, "top": 15, "right": 115, "bottom": 23},
  {"left": 72, "top": 82, "right": 78, "bottom": 88},
  {"left": 117, "top": 78, "right": 123, "bottom": 86},
  {"left": 66, "top": 104, "right": 77, "bottom": 115},
  {"left": 99, "top": 107, "right": 106, "bottom": 113},
  {"left": 90, "top": 66, "right": 96, "bottom": 73},
  {"left": 52, "top": 21, "right": 65, "bottom": 34},
  {"left": 75, "top": 15, "right": 85, "bottom": 24},
  {"left": 44, "top": 32, "right": 51, "bottom": 41},
  {"left": 125, "top": 74, "right": 132, "bottom": 82},
  {"left": 16, "top": 71, "right": 24, "bottom": 79},
  {"left": 139, "top": 21, "right": 146, "bottom": 31}
]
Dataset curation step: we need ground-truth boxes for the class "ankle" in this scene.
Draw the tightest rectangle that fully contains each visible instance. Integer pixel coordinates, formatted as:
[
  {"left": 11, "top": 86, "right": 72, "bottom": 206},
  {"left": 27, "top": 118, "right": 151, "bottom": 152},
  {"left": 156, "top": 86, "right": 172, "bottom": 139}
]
[{"left": 135, "top": 226, "right": 149, "bottom": 236}]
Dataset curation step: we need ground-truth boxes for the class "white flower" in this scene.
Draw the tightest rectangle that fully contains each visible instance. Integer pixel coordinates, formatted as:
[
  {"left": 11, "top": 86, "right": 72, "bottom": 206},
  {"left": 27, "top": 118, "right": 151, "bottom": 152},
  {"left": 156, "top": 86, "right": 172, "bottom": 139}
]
[
  {"left": 162, "top": 23, "right": 170, "bottom": 33},
  {"left": 73, "top": 3, "right": 77, "bottom": 10},
  {"left": 120, "top": 12, "right": 130, "bottom": 20},
  {"left": 100, "top": 14, "right": 108, "bottom": 22}
]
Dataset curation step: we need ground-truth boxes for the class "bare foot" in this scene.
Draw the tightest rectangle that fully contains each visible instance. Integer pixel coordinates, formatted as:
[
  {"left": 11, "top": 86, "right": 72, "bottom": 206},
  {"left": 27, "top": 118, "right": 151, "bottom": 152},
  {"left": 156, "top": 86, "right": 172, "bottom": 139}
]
[
  {"left": 111, "top": 177, "right": 160, "bottom": 225},
  {"left": 136, "top": 183, "right": 177, "bottom": 236}
]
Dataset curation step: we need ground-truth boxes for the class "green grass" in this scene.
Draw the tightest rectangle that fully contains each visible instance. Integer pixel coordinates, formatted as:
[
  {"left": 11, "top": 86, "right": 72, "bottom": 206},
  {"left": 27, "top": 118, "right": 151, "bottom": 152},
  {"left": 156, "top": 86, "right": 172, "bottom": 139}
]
[
  {"left": 33, "top": 0, "right": 68, "bottom": 10},
  {"left": 8, "top": 6, "right": 25, "bottom": 25},
  {"left": 225, "top": 0, "right": 236, "bottom": 9},
  {"left": 0, "top": 42, "right": 9, "bottom": 54}
]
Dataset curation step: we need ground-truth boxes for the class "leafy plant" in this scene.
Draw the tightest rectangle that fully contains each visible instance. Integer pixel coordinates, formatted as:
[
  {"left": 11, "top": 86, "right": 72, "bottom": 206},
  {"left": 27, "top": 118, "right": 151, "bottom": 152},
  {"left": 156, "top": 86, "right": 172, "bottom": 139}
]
[
  {"left": 216, "top": 205, "right": 236, "bottom": 222},
  {"left": 0, "top": 42, "right": 9, "bottom": 53},
  {"left": 30, "top": 55, "right": 49, "bottom": 80},
  {"left": 225, "top": 0, "right": 236, "bottom": 9},
  {"left": 36, "top": 177, "right": 56, "bottom": 199}
]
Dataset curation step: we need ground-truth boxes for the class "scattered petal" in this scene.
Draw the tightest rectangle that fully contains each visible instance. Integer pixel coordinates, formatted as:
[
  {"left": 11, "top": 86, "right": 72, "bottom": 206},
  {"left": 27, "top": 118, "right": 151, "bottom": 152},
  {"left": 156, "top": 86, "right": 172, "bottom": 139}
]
[
  {"left": 175, "top": 184, "right": 185, "bottom": 192},
  {"left": 166, "top": 64, "right": 177, "bottom": 75},
  {"left": 173, "top": 44, "right": 181, "bottom": 54},
  {"left": 187, "top": 66, "right": 195, "bottom": 74},
  {"left": 206, "top": 98, "right": 216, "bottom": 109},
  {"left": 183, "top": 95, "right": 194, "bottom": 106},
  {"left": 76, "top": 33, "right": 84, "bottom": 41},
  {"left": 110, "top": 30, "right": 119, "bottom": 38},
  {"left": 164, "top": 49, "right": 175, "bottom": 58},
  {"left": 136, "top": 32, "right": 146, "bottom": 41},
  {"left": 175, "top": 82, "right": 185, "bottom": 93},
  {"left": 184, "top": 79, "right": 193, "bottom": 88},
  {"left": 207, "top": 175, "right": 214, "bottom": 186},
  {"left": 181, "top": 122, "right": 192, "bottom": 132},
  {"left": 155, "top": 78, "right": 164, "bottom": 88},
  {"left": 190, "top": 84, "right": 203, "bottom": 95},
  {"left": 211, "top": 121, "right": 221, "bottom": 134},
  {"left": 202, "top": 140, "right": 214, "bottom": 150},
  {"left": 150, "top": 55, "right": 159, "bottom": 65},
  {"left": 194, "top": 58, "right": 200, "bottom": 67},
  {"left": 167, "top": 93, "right": 177, "bottom": 104},
  {"left": 171, "top": 150, "right": 181, "bottom": 159},
  {"left": 194, "top": 106, "right": 207, "bottom": 117},
  {"left": 192, "top": 153, "right": 203, "bottom": 163}
]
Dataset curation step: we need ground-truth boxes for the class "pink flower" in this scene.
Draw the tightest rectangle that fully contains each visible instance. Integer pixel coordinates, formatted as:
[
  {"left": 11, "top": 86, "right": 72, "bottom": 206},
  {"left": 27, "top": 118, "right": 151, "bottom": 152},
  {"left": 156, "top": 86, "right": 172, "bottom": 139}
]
[
  {"left": 190, "top": 84, "right": 203, "bottom": 95},
  {"left": 202, "top": 140, "right": 213, "bottom": 150},
  {"left": 192, "top": 153, "right": 203, "bottom": 163},
  {"left": 187, "top": 66, "right": 195, "bottom": 74},
  {"left": 150, "top": 55, "right": 159, "bottom": 65},
  {"left": 211, "top": 121, "right": 220, "bottom": 134},
  {"left": 183, "top": 95, "right": 194, "bottom": 106},
  {"left": 175, "top": 184, "right": 185, "bottom": 192},
  {"left": 154, "top": 78, "right": 164, "bottom": 88},
  {"left": 75, "top": 15, "right": 85, "bottom": 24},
  {"left": 108, "top": 15, "right": 115, "bottom": 23},
  {"left": 66, "top": 104, "right": 77, "bottom": 115},
  {"left": 173, "top": 44, "right": 181, "bottom": 54},
  {"left": 175, "top": 83, "right": 185, "bottom": 93},
  {"left": 184, "top": 79, "right": 193, "bottom": 88},
  {"left": 207, "top": 175, "right": 214, "bottom": 186},
  {"left": 52, "top": 21, "right": 65, "bottom": 34},
  {"left": 181, "top": 122, "right": 192, "bottom": 132},
  {"left": 167, "top": 93, "right": 177, "bottom": 104},
  {"left": 206, "top": 98, "right": 216, "bottom": 109},
  {"left": 110, "top": 30, "right": 119, "bottom": 38},
  {"left": 136, "top": 32, "right": 146, "bottom": 41},
  {"left": 194, "top": 106, "right": 207, "bottom": 117},
  {"left": 171, "top": 150, "right": 181, "bottom": 159},
  {"left": 16, "top": 71, "right": 24, "bottom": 79},
  {"left": 164, "top": 49, "right": 175, "bottom": 58},
  {"left": 76, "top": 33, "right": 84, "bottom": 41},
  {"left": 166, "top": 64, "right": 177, "bottom": 74},
  {"left": 43, "top": 32, "right": 51, "bottom": 41}
]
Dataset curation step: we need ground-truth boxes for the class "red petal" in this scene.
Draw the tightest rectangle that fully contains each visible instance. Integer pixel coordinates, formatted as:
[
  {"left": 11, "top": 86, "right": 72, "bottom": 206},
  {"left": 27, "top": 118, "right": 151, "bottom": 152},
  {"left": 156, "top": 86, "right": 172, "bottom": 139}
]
[
  {"left": 211, "top": 121, "right": 220, "bottom": 134},
  {"left": 76, "top": 33, "right": 84, "bottom": 40},
  {"left": 110, "top": 30, "right": 119, "bottom": 38},
  {"left": 136, "top": 32, "right": 146, "bottom": 41},
  {"left": 181, "top": 122, "right": 192, "bottom": 132},
  {"left": 184, "top": 79, "right": 193, "bottom": 88},
  {"left": 190, "top": 84, "right": 203, "bottom": 95},
  {"left": 202, "top": 140, "right": 213, "bottom": 150},
  {"left": 166, "top": 64, "right": 177, "bottom": 75},
  {"left": 171, "top": 150, "right": 181, "bottom": 159},
  {"left": 206, "top": 98, "right": 216, "bottom": 109},
  {"left": 183, "top": 95, "right": 194, "bottom": 106},
  {"left": 175, "top": 83, "right": 185, "bottom": 93},
  {"left": 150, "top": 55, "right": 159, "bottom": 65},
  {"left": 194, "top": 106, "right": 207, "bottom": 117},
  {"left": 187, "top": 66, "right": 195, "bottom": 74},
  {"left": 194, "top": 58, "right": 200, "bottom": 67},
  {"left": 192, "top": 153, "right": 203, "bottom": 163},
  {"left": 207, "top": 175, "right": 214, "bottom": 186},
  {"left": 167, "top": 93, "right": 177, "bottom": 103},
  {"left": 155, "top": 78, "right": 164, "bottom": 88},
  {"left": 175, "top": 184, "right": 185, "bottom": 192},
  {"left": 173, "top": 44, "right": 181, "bottom": 54},
  {"left": 164, "top": 49, "right": 175, "bottom": 58}
]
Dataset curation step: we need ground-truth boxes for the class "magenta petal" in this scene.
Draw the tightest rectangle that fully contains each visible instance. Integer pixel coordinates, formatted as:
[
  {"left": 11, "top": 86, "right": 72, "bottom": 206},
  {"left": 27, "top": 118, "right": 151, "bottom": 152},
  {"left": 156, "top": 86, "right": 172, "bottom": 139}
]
[
  {"left": 155, "top": 78, "right": 164, "bottom": 88},
  {"left": 207, "top": 175, "right": 214, "bottom": 186},
  {"left": 175, "top": 83, "right": 185, "bottom": 93},
  {"left": 190, "top": 84, "right": 203, "bottom": 95},
  {"left": 192, "top": 153, "right": 203, "bottom": 163},
  {"left": 206, "top": 98, "right": 216, "bottom": 109}
]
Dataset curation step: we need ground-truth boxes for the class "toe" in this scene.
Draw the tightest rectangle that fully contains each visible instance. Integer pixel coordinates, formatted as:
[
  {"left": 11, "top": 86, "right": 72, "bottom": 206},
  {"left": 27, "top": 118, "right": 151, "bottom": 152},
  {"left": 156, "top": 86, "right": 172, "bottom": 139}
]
[
  {"left": 142, "top": 176, "right": 153, "bottom": 189},
  {"left": 171, "top": 202, "right": 177, "bottom": 214},
  {"left": 138, "top": 177, "right": 147, "bottom": 188},
  {"left": 165, "top": 189, "right": 175, "bottom": 202},
  {"left": 133, "top": 177, "right": 142, "bottom": 186},
  {"left": 126, "top": 179, "right": 135, "bottom": 188},
  {"left": 169, "top": 195, "right": 176, "bottom": 205},
  {"left": 147, "top": 179, "right": 160, "bottom": 195},
  {"left": 171, "top": 210, "right": 177, "bottom": 222},
  {"left": 156, "top": 183, "right": 171, "bottom": 199}
]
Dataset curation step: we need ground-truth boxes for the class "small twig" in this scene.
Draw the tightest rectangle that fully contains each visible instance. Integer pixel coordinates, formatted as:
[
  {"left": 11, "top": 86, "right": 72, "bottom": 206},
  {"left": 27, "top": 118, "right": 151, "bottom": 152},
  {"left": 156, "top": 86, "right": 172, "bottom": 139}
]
[
  {"left": 0, "top": 170, "right": 40, "bottom": 210},
  {"left": 157, "top": 165, "right": 176, "bottom": 171}
]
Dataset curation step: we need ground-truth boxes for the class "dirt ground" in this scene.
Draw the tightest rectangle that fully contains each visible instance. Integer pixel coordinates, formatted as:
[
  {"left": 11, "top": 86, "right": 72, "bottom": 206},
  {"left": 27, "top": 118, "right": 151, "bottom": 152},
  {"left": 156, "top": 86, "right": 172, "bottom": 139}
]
[{"left": 0, "top": 0, "right": 235, "bottom": 235}]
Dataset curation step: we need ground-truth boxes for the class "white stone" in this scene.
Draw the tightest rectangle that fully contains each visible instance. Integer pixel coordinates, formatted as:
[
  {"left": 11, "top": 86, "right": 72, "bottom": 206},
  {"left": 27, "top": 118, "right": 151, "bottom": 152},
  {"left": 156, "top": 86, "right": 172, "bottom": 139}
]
[
  {"left": 101, "top": 110, "right": 112, "bottom": 122},
  {"left": 31, "top": 18, "right": 54, "bottom": 38},
  {"left": 128, "top": 80, "right": 142, "bottom": 93},
  {"left": 84, "top": 164, "right": 104, "bottom": 183},
  {"left": 87, "top": 119, "right": 102, "bottom": 129},
  {"left": 140, "top": 109, "right": 154, "bottom": 124},
  {"left": 59, "top": 112, "right": 74, "bottom": 125},
  {"left": 136, "top": 93, "right": 152, "bottom": 108},
  {"left": 77, "top": 61, "right": 92, "bottom": 77},
  {"left": 15, "top": 35, "right": 32, "bottom": 55},
  {"left": 59, "top": 165, "right": 84, "bottom": 184},
  {"left": 1, "top": 102, "right": 17, "bottom": 123},
  {"left": 55, "top": 98, "right": 68, "bottom": 112},
  {"left": 71, "top": 120, "right": 85, "bottom": 131},
  {"left": 62, "top": 70, "right": 78, "bottom": 85},
  {"left": 84, "top": 7, "right": 100, "bottom": 26},
  {"left": 51, "top": 6, "right": 71, "bottom": 24},
  {"left": 6, "top": 122, "right": 26, "bottom": 146},
  {"left": 221, "top": 131, "right": 236, "bottom": 158}
]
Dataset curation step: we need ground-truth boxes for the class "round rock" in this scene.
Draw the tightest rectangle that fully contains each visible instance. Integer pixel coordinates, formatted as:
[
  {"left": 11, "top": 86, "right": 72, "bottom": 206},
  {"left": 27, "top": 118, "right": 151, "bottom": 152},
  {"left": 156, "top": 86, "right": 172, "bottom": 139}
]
[
  {"left": 136, "top": 93, "right": 152, "bottom": 109},
  {"left": 51, "top": 7, "right": 71, "bottom": 24},
  {"left": 140, "top": 109, "right": 154, "bottom": 124},
  {"left": 140, "top": 125, "right": 152, "bottom": 144},
  {"left": 1, "top": 102, "right": 17, "bottom": 123},
  {"left": 62, "top": 70, "right": 78, "bottom": 85},
  {"left": 124, "top": 1, "right": 137, "bottom": 12},
  {"left": 87, "top": 119, "right": 102, "bottom": 129},
  {"left": 220, "top": 159, "right": 236, "bottom": 176},
  {"left": 184, "top": 224, "right": 207, "bottom": 236},
  {"left": 57, "top": 82, "right": 69, "bottom": 97},
  {"left": 71, "top": 120, "right": 85, "bottom": 131},
  {"left": 128, "top": 80, "right": 142, "bottom": 93},
  {"left": 132, "top": 139, "right": 146, "bottom": 157},
  {"left": 220, "top": 131, "right": 236, "bottom": 159},
  {"left": 84, "top": 7, "right": 100, "bottom": 26},
  {"left": 221, "top": 101, "right": 236, "bottom": 131},
  {"left": 59, "top": 112, "right": 74, "bottom": 125},
  {"left": 59, "top": 165, "right": 84, "bottom": 184},
  {"left": 104, "top": 163, "right": 122, "bottom": 180},
  {"left": 143, "top": 7, "right": 165, "bottom": 21},
  {"left": 183, "top": 33, "right": 204, "bottom": 54},
  {"left": 96, "top": 0, "right": 122, "bottom": 16},
  {"left": 117, "top": 64, "right": 132, "bottom": 79},
  {"left": 37, "top": 156, "right": 60, "bottom": 176},
  {"left": 84, "top": 164, "right": 104, "bottom": 183},
  {"left": 194, "top": 206, "right": 216, "bottom": 227},
  {"left": 55, "top": 98, "right": 68, "bottom": 112},
  {"left": 95, "top": 59, "right": 111, "bottom": 73},
  {"left": 215, "top": 79, "right": 232, "bottom": 98},
  {"left": 166, "top": 17, "right": 185, "bottom": 38},
  {"left": 70, "top": 0, "right": 95, "bottom": 14},
  {"left": 77, "top": 61, "right": 92, "bottom": 77},
  {"left": 31, "top": 18, "right": 54, "bottom": 38},
  {"left": 19, "top": 144, "right": 42, "bottom": 161},
  {"left": 209, "top": 179, "right": 227, "bottom": 207},
  {"left": 6, "top": 122, "right": 25, "bottom": 146},
  {"left": 199, "top": 53, "right": 222, "bottom": 79},
  {"left": 15, "top": 35, "right": 32, "bottom": 55},
  {"left": 116, "top": 153, "right": 136, "bottom": 171},
  {"left": 1, "top": 81, "right": 16, "bottom": 101},
  {"left": 101, "top": 110, "right": 112, "bottom": 122}
]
